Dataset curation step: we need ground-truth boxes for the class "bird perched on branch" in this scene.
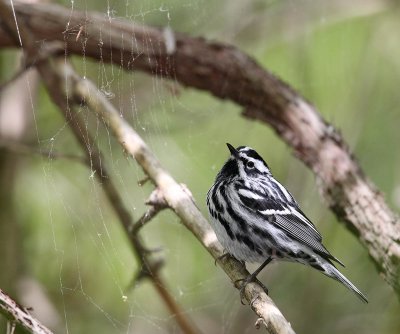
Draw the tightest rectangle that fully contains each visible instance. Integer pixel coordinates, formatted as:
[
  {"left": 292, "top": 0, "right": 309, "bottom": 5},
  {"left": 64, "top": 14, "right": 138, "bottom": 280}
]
[{"left": 206, "top": 143, "right": 367, "bottom": 303}]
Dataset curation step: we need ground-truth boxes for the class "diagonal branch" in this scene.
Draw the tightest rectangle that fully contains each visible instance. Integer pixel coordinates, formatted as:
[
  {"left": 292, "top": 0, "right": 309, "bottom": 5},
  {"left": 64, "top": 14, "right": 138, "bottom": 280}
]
[
  {"left": 0, "top": 7, "right": 294, "bottom": 325},
  {"left": 0, "top": 139, "right": 87, "bottom": 164},
  {"left": 0, "top": 6, "right": 295, "bottom": 328},
  {"left": 38, "top": 68, "right": 201, "bottom": 334},
  {"left": 0, "top": 1, "right": 397, "bottom": 295},
  {"left": 65, "top": 57, "right": 295, "bottom": 334},
  {"left": 39, "top": 69, "right": 201, "bottom": 334},
  {"left": 0, "top": 6, "right": 200, "bottom": 334},
  {"left": 129, "top": 189, "right": 167, "bottom": 234},
  {"left": 0, "top": 288, "right": 54, "bottom": 334}
]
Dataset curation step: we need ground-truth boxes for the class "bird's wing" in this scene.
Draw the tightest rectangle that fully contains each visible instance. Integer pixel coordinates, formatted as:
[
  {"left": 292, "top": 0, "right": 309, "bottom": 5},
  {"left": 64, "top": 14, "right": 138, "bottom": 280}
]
[{"left": 238, "top": 188, "right": 343, "bottom": 265}]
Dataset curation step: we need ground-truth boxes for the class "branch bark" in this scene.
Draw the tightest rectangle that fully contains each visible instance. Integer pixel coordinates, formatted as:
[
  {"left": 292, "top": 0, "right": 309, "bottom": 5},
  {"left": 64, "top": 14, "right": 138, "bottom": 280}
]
[
  {"left": 1, "top": 1, "right": 397, "bottom": 295},
  {"left": 0, "top": 288, "right": 53, "bottom": 334}
]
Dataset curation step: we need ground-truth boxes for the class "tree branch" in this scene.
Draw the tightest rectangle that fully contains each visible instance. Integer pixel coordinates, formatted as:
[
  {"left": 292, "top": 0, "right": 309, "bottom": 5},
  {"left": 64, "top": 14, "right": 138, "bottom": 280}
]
[
  {"left": 39, "top": 68, "right": 201, "bottom": 334},
  {"left": 0, "top": 5, "right": 200, "bottom": 334},
  {"left": 0, "top": 10, "right": 295, "bottom": 327},
  {"left": 1, "top": 12, "right": 294, "bottom": 327},
  {"left": 129, "top": 189, "right": 167, "bottom": 234},
  {"left": 0, "top": 139, "right": 87, "bottom": 164},
  {"left": 66, "top": 58, "right": 294, "bottom": 334},
  {"left": 0, "top": 288, "right": 54, "bottom": 334},
  {"left": 1, "top": 1, "right": 397, "bottom": 295},
  {"left": 38, "top": 67, "right": 201, "bottom": 334}
]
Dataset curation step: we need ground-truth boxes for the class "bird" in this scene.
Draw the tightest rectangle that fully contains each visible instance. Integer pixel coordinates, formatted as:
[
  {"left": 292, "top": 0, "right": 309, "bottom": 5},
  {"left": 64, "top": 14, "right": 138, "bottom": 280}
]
[{"left": 206, "top": 143, "right": 368, "bottom": 303}]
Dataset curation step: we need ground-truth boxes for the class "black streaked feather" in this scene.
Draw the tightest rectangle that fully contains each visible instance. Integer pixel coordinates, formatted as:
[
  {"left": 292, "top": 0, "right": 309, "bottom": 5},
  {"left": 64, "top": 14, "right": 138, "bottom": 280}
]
[
  {"left": 216, "top": 158, "right": 238, "bottom": 182},
  {"left": 238, "top": 192, "right": 285, "bottom": 212},
  {"left": 210, "top": 184, "right": 224, "bottom": 213},
  {"left": 238, "top": 183, "right": 344, "bottom": 266},
  {"left": 207, "top": 144, "right": 366, "bottom": 302}
]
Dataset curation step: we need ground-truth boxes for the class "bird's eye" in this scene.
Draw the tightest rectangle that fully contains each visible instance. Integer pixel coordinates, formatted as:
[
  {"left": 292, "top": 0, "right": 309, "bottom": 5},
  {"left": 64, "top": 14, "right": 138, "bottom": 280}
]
[{"left": 246, "top": 161, "right": 255, "bottom": 169}]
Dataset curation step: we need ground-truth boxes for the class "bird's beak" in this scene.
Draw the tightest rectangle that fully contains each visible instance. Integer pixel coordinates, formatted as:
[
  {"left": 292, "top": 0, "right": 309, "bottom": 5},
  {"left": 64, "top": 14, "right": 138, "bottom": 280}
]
[{"left": 226, "top": 143, "right": 239, "bottom": 159}]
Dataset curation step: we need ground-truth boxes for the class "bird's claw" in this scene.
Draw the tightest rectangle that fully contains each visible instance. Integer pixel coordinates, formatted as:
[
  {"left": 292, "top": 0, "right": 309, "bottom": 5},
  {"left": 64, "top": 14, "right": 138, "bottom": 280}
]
[
  {"left": 235, "top": 276, "right": 269, "bottom": 305},
  {"left": 235, "top": 277, "right": 251, "bottom": 305},
  {"left": 214, "top": 252, "right": 230, "bottom": 266}
]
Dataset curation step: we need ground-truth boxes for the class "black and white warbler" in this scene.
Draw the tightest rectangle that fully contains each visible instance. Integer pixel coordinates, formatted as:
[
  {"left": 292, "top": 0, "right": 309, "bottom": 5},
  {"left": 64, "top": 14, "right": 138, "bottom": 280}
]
[{"left": 207, "top": 143, "right": 368, "bottom": 303}]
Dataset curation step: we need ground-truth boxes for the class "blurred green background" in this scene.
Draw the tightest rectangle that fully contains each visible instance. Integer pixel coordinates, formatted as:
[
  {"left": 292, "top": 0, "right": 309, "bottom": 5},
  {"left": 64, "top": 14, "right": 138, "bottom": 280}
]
[{"left": 1, "top": 0, "right": 400, "bottom": 333}]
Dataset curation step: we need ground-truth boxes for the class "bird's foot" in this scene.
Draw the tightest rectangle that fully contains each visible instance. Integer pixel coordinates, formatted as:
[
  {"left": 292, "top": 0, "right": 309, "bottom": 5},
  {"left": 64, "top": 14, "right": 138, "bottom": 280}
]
[
  {"left": 214, "top": 252, "right": 230, "bottom": 266},
  {"left": 235, "top": 275, "right": 269, "bottom": 305}
]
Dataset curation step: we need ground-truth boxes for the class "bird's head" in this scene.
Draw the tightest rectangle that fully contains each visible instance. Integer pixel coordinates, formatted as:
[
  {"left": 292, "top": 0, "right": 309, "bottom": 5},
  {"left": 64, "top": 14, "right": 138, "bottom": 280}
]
[{"left": 215, "top": 143, "right": 271, "bottom": 182}]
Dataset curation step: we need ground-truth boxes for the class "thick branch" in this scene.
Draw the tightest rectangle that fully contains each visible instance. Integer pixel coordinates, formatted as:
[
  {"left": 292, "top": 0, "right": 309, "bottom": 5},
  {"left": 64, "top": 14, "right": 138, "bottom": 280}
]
[
  {"left": 0, "top": 289, "right": 54, "bottom": 334},
  {"left": 1, "top": 1, "right": 398, "bottom": 294}
]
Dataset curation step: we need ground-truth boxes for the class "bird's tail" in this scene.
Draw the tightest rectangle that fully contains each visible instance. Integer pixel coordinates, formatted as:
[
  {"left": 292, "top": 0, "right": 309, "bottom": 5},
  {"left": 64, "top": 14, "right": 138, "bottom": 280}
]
[{"left": 323, "top": 262, "right": 368, "bottom": 303}]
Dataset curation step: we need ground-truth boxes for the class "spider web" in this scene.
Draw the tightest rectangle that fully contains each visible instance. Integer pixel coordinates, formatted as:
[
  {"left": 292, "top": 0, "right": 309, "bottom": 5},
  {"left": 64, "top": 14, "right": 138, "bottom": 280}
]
[{"left": 4, "top": 0, "right": 400, "bottom": 333}]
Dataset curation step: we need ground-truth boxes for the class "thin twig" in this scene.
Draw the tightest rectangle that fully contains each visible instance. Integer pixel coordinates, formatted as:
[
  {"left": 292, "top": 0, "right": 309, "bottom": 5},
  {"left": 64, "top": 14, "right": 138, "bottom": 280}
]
[
  {"left": 0, "top": 139, "right": 88, "bottom": 165},
  {"left": 137, "top": 176, "right": 150, "bottom": 187},
  {"left": 0, "top": 42, "right": 63, "bottom": 92},
  {"left": 131, "top": 256, "right": 164, "bottom": 283},
  {"left": 130, "top": 206, "right": 164, "bottom": 234},
  {"left": 0, "top": 289, "right": 54, "bottom": 334},
  {"left": 130, "top": 187, "right": 168, "bottom": 233}
]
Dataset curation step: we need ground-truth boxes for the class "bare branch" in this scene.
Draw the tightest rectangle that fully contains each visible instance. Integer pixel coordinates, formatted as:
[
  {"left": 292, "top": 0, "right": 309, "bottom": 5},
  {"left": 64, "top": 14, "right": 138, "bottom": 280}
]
[
  {"left": 0, "top": 288, "right": 54, "bottom": 334},
  {"left": 130, "top": 206, "right": 162, "bottom": 234},
  {"left": 64, "top": 59, "right": 293, "bottom": 334},
  {"left": 0, "top": 6, "right": 201, "bottom": 334},
  {"left": 0, "top": 139, "right": 87, "bottom": 164},
  {"left": 42, "top": 74, "right": 200, "bottom": 334},
  {"left": 0, "top": 10, "right": 295, "bottom": 326},
  {"left": 0, "top": 43, "right": 62, "bottom": 92},
  {"left": 129, "top": 188, "right": 169, "bottom": 244},
  {"left": 0, "top": 1, "right": 397, "bottom": 295},
  {"left": 137, "top": 176, "right": 150, "bottom": 187},
  {"left": 40, "top": 73, "right": 201, "bottom": 334},
  {"left": 130, "top": 189, "right": 167, "bottom": 234}
]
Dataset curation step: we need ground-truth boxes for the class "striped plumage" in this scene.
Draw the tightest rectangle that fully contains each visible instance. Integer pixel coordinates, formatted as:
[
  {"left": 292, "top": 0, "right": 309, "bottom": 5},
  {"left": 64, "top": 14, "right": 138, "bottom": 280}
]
[{"left": 207, "top": 143, "right": 367, "bottom": 303}]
